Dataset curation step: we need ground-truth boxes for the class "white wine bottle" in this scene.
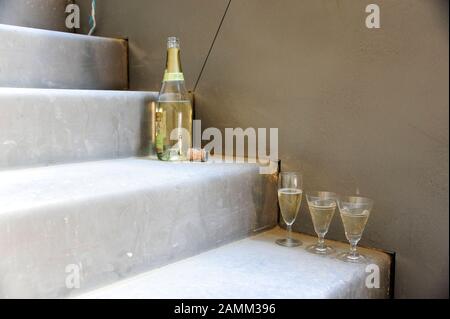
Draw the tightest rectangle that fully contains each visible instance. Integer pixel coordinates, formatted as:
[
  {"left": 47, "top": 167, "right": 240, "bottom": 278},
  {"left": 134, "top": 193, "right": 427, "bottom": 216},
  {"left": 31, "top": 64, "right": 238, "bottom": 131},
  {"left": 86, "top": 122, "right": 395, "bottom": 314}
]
[{"left": 155, "top": 37, "right": 193, "bottom": 161}]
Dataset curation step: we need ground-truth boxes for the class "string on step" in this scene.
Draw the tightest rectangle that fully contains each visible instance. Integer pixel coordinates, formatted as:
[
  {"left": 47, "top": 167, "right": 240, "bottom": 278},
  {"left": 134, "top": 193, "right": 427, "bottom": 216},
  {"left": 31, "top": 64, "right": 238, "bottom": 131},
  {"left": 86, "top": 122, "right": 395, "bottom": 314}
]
[{"left": 88, "top": 0, "right": 96, "bottom": 36}]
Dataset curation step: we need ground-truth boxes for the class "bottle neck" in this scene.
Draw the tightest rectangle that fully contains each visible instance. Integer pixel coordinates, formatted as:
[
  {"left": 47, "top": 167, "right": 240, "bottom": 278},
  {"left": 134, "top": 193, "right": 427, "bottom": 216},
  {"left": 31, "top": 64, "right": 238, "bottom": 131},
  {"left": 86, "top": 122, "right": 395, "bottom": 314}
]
[{"left": 163, "top": 47, "right": 184, "bottom": 82}]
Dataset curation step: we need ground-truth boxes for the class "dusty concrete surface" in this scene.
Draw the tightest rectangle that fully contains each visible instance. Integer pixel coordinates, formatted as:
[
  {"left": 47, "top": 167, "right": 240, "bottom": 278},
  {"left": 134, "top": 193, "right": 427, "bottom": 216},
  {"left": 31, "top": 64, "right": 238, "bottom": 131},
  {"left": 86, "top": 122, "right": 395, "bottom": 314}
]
[
  {"left": 77, "top": 227, "right": 392, "bottom": 299},
  {"left": 0, "top": 24, "right": 128, "bottom": 89},
  {"left": 0, "top": 159, "right": 277, "bottom": 298},
  {"left": 0, "top": 88, "right": 157, "bottom": 169}
]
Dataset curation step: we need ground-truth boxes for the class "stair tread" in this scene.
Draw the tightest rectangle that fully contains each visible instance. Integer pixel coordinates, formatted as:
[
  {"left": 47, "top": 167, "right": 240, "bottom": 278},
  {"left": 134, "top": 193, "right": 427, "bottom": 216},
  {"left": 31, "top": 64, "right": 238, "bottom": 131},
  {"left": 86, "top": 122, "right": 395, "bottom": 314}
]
[
  {"left": 0, "top": 23, "right": 125, "bottom": 42},
  {"left": 0, "top": 24, "right": 128, "bottom": 90},
  {"left": 0, "top": 88, "right": 158, "bottom": 170},
  {"left": 0, "top": 158, "right": 277, "bottom": 298},
  {"left": 0, "top": 87, "right": 155, "bottom": 97},
  {"left": 77, "top": 227, "right": 391, "bottom": 299},
  {"left": 0, "top": 158, "right": 258, "bottom": 214}
]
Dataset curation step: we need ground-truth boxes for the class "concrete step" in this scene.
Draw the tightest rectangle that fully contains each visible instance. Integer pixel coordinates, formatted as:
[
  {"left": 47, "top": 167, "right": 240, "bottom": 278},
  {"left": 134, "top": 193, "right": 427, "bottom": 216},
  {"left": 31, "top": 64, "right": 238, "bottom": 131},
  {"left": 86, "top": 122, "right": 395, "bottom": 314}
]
[
  {"left": 77, "top": 227, "right": 392, "bottom": 299},
  {"left": 0, "top": 24, "right": 128, "bottom": 90},
  {"left": 0, "top": 158, "right": 278, "bottom": 298},
  {"left": 0, "top": 0, "right": 69, "bottom": 32},
  {"left": 0, "top": 88, "right": 158, "bottom": 170}
]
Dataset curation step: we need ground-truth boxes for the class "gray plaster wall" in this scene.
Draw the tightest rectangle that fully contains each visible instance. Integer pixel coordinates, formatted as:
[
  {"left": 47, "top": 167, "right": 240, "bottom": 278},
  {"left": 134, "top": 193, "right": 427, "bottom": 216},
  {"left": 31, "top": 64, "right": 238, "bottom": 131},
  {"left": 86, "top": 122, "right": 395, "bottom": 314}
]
[
  {"left": 82, "top": 0, "right": 448, "bottom": 298},
  {"left": 76, "top": 0, "right": 230, "bottom": 91},
  {"left": 0, "top": 0, "right": 71, "bottom": 31}
]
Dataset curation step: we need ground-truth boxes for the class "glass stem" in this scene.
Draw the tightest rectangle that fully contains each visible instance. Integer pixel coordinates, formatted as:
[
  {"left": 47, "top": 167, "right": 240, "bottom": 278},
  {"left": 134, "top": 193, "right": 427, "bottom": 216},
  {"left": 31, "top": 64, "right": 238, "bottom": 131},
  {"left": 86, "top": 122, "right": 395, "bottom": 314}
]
[
  {"left": 350, "top": 241, "right": 358, "bottom": 257},
  {"left": 287, "top": 224, "right": 292, "bottom": 242},
  {"left": 318, "top": 235, "right": 325, "bottom": 249}
]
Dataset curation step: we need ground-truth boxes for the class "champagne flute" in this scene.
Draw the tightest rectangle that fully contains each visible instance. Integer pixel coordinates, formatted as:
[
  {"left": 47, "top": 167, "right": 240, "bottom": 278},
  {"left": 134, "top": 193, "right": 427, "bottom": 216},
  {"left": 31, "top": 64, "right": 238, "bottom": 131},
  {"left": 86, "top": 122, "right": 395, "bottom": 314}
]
[
  {"left": 337, "top": 196, "right": 374, "bottom": 263},
  {"left": 306, "top": 191, "right": 337, "bottom": 255},
  {"left": 276, "top": 172, "right": 303, "bottom": 247}
]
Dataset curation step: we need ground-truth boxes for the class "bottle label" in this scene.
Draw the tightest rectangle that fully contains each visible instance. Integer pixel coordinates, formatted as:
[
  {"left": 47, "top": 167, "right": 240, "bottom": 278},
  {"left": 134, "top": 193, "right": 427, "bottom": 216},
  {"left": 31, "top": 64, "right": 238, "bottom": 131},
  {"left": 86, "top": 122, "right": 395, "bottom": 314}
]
[
  {"left": 155, "top": 134, "right": 164, "bottom": 153},
  {"left": 155, "top": 111, "right": 166, "bottom": 153},
  {"left": 163, "top": 72, "right": 184, "bottom": 82}
]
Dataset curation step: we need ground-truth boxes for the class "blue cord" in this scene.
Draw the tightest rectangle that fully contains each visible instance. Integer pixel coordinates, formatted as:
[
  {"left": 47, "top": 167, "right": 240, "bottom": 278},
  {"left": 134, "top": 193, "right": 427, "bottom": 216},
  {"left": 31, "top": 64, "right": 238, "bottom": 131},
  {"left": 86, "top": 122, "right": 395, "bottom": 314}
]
[{"left": 88, "top": 0, "right": 96, "bottom": 35}]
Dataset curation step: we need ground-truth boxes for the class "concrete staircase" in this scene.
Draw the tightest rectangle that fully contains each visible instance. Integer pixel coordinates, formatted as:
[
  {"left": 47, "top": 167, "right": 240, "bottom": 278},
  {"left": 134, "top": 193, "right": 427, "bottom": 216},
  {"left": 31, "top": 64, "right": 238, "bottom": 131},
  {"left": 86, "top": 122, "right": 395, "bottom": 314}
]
[
  {"left": 0, "top": 20, "right": 278, "bottom": 298},
  {"left": 0, "top": 5, "right": 391, "bottom": 300},
  {"left": 0, "top": 24, "right": 128, "bottom": 90},
  {"left": 0, "top": 159, "right": 276, "bottom": 298}
]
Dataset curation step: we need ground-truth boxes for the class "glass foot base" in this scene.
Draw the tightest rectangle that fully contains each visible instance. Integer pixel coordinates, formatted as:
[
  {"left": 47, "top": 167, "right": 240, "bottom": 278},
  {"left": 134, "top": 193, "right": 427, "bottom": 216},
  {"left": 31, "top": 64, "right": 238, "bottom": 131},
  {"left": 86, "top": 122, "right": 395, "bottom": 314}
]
[
  {"left": 306, "top": 244, "right": 334, "bottom": 255},
  {"left": 276, "top": 238, "right": 302, "bottom": 247},
  {"left": 336, "top": 251, "right": 367, "bottom": 263}
]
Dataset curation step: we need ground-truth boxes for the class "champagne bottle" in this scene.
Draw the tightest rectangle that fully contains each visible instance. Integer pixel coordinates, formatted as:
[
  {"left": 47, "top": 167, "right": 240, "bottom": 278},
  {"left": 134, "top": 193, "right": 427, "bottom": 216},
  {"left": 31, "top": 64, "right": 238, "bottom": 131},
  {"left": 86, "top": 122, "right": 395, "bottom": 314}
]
[{"left": 155, "top": 37, "right": 193, "bottom": 161}]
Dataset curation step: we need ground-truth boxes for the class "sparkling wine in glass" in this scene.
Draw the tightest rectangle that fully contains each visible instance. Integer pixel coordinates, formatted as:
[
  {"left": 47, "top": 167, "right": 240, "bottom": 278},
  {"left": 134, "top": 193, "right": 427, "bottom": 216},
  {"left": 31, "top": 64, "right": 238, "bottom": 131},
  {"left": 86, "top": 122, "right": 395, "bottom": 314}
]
[
  {"left": 276, "top": 172, "right": 303, "bottom": 247},
  {"left": 337, "top": 196, "right": 374, "bottom": 263},
  {"left": 306, "top": 191, "right": 337, "bottom": 255}
]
